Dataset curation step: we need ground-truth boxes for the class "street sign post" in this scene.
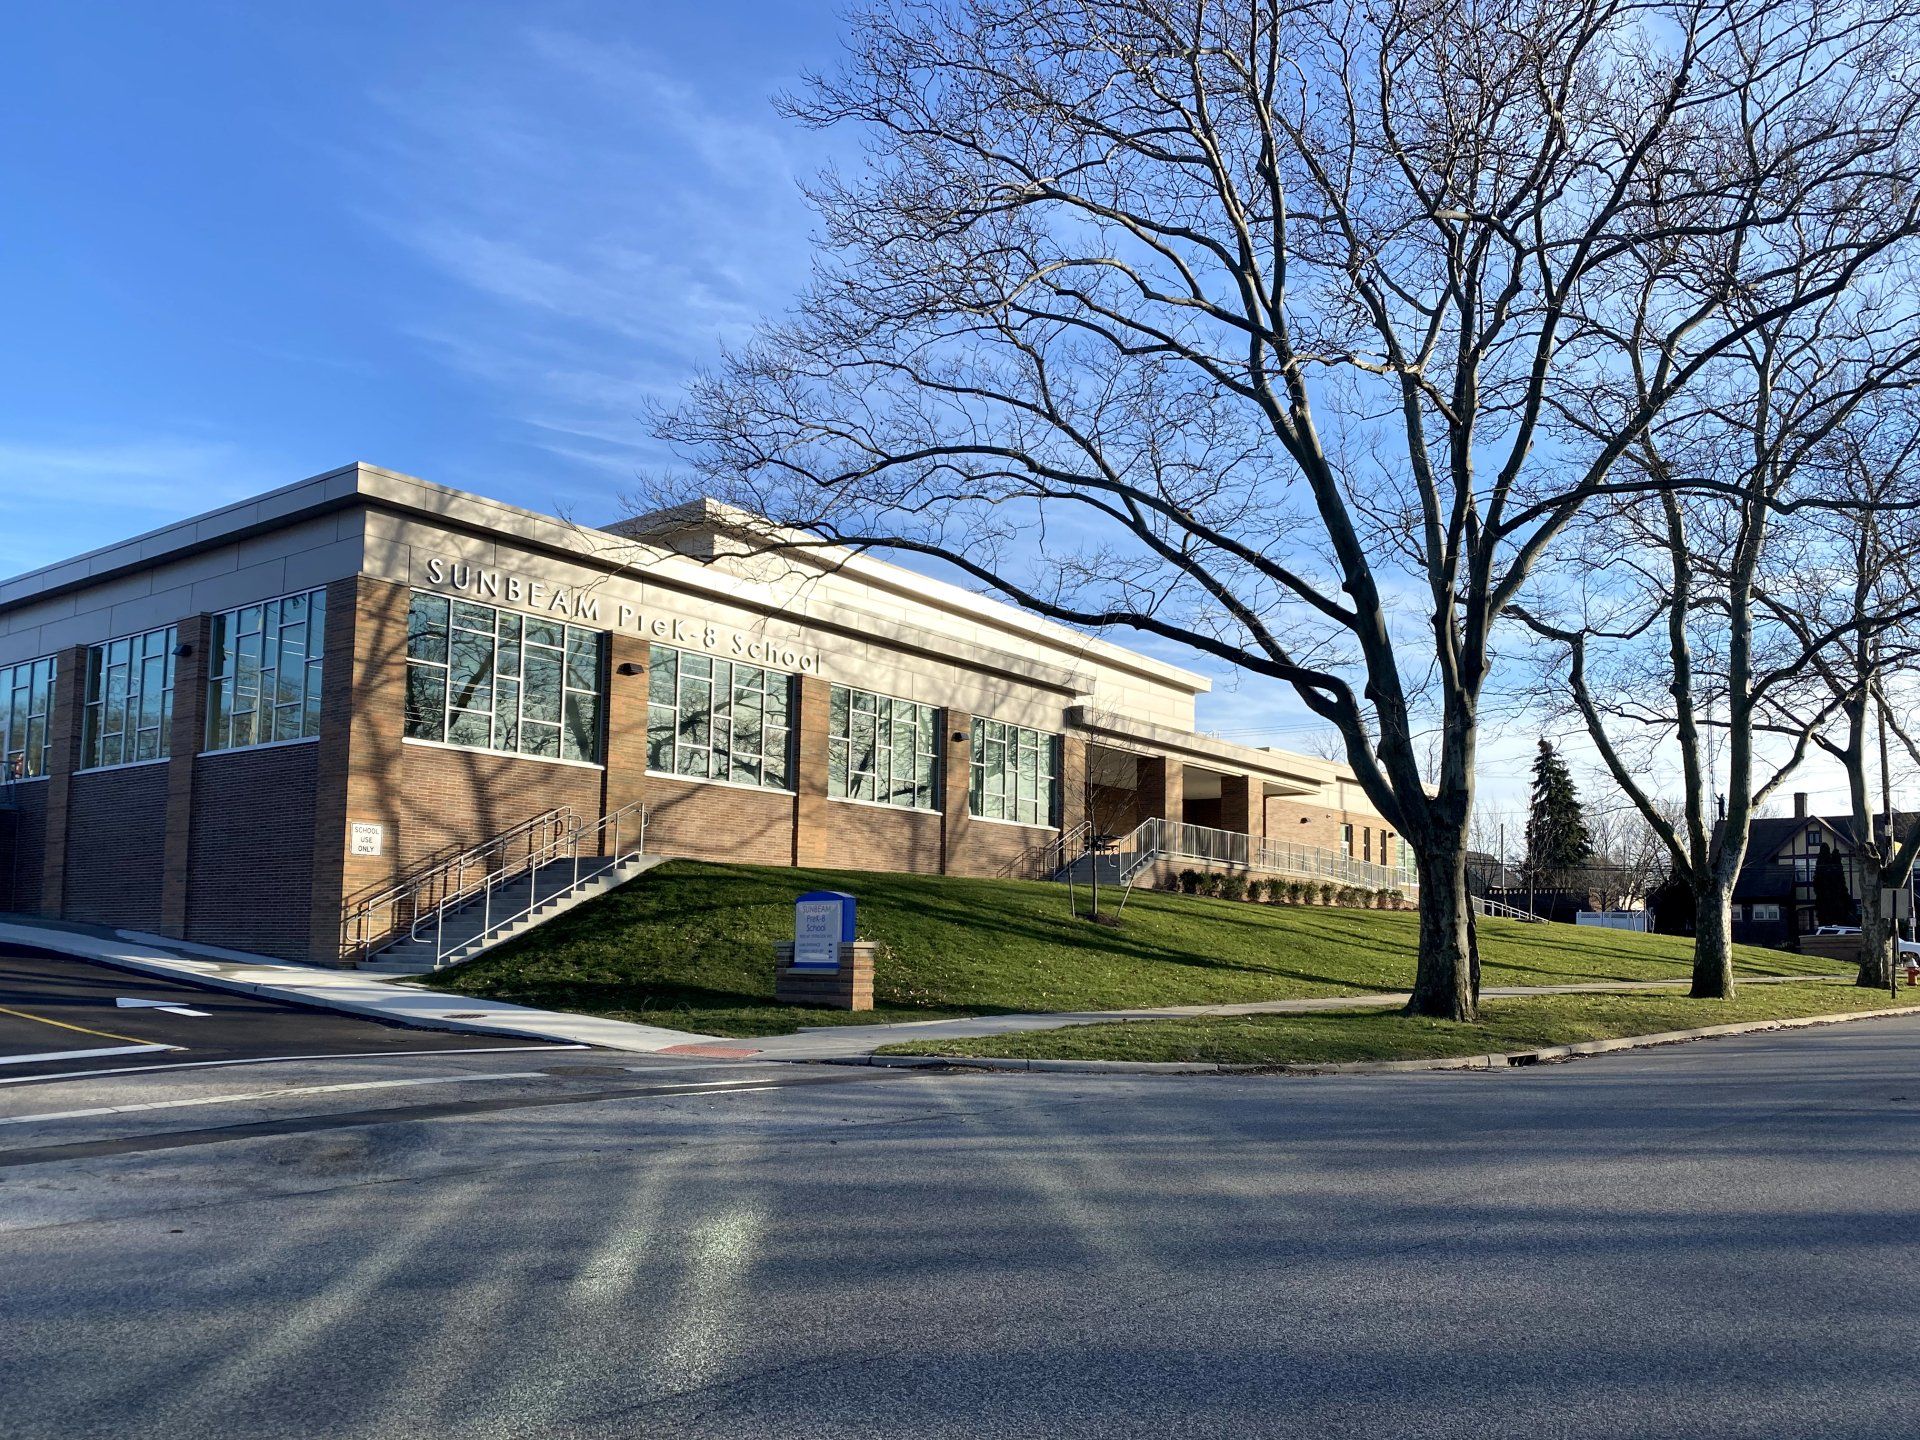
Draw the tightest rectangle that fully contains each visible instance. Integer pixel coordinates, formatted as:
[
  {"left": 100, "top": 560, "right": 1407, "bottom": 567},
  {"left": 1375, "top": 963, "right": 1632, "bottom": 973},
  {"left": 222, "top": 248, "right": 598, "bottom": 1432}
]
[{"left": 1880, "top": 887, "right": 1913, "bottom": 999}]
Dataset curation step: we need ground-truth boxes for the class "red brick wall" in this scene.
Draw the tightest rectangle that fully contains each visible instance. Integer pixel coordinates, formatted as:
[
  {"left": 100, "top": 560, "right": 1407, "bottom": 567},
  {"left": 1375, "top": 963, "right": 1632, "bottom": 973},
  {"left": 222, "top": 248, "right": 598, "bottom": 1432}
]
[
  {"left": 819, "top": 799, "right": 944, "bottom": 872},
  {"left": 1265, "top": 796, "right": 1348, "bottom": 851},
  {"left": 313, "top": 576, "right": 407, "bottom": 961},
  {"left": 793, "top": 675, "right": 831, "bottom": 867},
  {"left": 391, "top": 744, "right": 606, "bottom": 875},
  {"left": 0, "top": 781, "right": 48, "bottom": 913},
  {"left": 949, "top": 817, "right": 1058, "bottom": 878},
  {"left": 62, "top": 765, "right": 169, "bottom": 930},
  {"left": 37, "top": 643, "right": 88, "bottom": 914},
  {"left": 187, "top": 745, "right": 318, "bottom": 960},
  {"left": 644, "top": 773, "right": 796, "bottom": 867},
  {"left": 160, "top": 613, "right": 213, "bottom": 937}
]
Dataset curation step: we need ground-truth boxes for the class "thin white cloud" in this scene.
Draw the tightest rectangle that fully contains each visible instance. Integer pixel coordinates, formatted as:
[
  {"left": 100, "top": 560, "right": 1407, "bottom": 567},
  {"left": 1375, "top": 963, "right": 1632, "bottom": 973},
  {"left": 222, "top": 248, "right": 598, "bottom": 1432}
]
[
  {"left": 0, "top": 437, "right": 271, "bottom": 572},
  {"left": 346, "top": 18, "right": 819, "bottom": 471}
]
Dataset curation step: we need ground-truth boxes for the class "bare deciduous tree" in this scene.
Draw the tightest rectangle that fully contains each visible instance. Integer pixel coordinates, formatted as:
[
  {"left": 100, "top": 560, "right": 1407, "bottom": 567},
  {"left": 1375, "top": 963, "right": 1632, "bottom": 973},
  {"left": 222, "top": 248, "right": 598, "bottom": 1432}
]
[
  {"left": 656, "top": 0, "right": 1920, "bottom": 1018},
  {"left": 1759, "top": 404, "right": 1920, "bottom": 987},
  {"left": 1584, "top": 799, "right": 1674, "bottom": 912},
  {"left": 1523, "top": 287, "right": 1920, "bottom": 996}
]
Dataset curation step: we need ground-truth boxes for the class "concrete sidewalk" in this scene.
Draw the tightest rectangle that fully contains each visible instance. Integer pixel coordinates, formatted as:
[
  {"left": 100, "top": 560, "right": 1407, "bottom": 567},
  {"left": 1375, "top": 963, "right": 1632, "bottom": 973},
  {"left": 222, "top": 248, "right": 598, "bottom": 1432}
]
[
  {"left": 0, "top": 918, "right": 727, "bottom": 1055},
  {"left": 739, "top": 975, "right": 1858, "bottom": 1060}
]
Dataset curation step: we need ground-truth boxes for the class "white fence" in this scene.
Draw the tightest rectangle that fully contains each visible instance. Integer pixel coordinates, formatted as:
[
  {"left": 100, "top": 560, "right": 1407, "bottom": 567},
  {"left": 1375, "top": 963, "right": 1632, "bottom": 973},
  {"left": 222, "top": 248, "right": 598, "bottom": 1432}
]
[{"left": 1575, "top": 910, "right": 1650, "bottom": 932}]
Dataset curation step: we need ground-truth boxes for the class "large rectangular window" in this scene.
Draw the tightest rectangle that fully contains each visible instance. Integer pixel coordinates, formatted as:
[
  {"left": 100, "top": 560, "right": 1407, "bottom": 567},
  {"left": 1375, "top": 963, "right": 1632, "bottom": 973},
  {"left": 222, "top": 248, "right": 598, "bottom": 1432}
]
[
  {"left": 0, "top": 654, "right": 55, "bottom": 781},
  {"left": 403, "top": 592, "right": 605, "bottom": 763},
  {"left": 646, "top": 645, "right": 792, "bottom": 790},
  {"left": 969, "top": 718, "right": 1057, "bottom": 826},
  {"left": 829, "top": 686, "right": 938, "bottom": 809},
  {"left": 82, "top": 625, "right": 177, "bottom": 769},
  {"left": 207, "top": 588, "right": 327, "bottom": 751}
]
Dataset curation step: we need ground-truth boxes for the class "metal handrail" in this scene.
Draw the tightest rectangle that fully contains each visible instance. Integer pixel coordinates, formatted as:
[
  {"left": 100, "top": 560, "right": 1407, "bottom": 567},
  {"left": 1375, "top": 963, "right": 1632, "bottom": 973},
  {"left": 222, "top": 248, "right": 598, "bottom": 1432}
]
[
  {"left": 1472, "top": 893, "right": 1544, "bottom": 923},
  {"left": 420, "top": 802, "right": 648, "bottom": 969},
  {"left": 1254, "top": 836, "right": 1414, "bottom": 894},
  {"left": 1042, "top": 820, "right": 1094, "bottom": 878},
  {"left": 340, "top": 806, "right": 577, "bottom": 959}
]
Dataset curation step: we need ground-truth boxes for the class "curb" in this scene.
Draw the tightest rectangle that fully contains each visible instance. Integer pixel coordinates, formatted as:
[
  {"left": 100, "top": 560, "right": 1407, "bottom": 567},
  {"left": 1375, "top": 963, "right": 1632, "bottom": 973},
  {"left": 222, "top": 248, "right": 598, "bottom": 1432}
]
[{"left": 838, "top": 1002, "right": 1920, "bottom": 1076}]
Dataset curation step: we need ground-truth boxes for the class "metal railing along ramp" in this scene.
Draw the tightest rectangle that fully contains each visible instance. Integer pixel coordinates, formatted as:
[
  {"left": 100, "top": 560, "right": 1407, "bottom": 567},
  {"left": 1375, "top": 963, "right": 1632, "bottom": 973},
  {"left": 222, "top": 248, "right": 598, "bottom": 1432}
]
[
  {"left": 345, "top": 803, "right": 653, "bottom": 975},
  {"left": 1053, "top": 816, "right": 1419, "bottom": 897},
  {"left": 1472, "top": 893, "right": 1545, "bottom": 923}
]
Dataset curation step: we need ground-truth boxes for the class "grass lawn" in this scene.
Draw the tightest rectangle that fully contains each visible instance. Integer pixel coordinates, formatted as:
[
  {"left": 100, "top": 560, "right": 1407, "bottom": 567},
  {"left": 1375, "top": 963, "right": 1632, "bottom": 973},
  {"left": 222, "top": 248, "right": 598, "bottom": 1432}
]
[
  {"left": 874, "top": 982, "right": 1913, "bottom": 1065},
  {"left": 420, "top": 859, "right": 1843, "bottom": 1037}
]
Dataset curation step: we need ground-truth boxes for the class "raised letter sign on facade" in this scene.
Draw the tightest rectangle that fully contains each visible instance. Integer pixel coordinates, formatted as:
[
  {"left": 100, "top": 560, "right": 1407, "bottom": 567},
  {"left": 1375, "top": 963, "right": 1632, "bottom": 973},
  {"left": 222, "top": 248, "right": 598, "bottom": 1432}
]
[
  {"left": 792, "top": 890, "right": 856, "bottom": 972},
  {"left": 349, "top": 822, "right": 384, "bottom": 857}
]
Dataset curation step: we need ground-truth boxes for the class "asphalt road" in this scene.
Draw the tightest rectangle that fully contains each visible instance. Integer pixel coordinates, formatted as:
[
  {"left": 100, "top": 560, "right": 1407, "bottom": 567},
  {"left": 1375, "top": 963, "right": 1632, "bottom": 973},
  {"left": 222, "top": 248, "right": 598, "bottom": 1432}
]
[
  {"left": 0, "top": 945, "right": 557, "bottom": 1080},
  {"left": 5, "top": 1016, "right": 1920, "bottom": 1439}
]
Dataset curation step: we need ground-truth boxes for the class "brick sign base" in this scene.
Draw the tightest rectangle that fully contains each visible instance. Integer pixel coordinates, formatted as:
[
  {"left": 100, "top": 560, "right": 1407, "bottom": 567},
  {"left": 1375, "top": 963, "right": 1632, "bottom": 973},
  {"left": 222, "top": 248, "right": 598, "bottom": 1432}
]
[{"left": 774, "top": 940, "right": 876, "bottom": 1011}]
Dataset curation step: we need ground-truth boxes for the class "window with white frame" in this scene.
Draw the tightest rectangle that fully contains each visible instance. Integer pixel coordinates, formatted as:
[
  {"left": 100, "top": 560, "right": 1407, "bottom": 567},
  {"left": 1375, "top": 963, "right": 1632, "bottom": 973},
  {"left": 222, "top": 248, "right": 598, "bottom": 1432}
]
[
  {"left": 206, "top": 589, "right": 327, "bottom": 751},
  {"left": 0, "top": 654, "right": 55, "bottom": 781},
  {"left": 829, "top": 686, "right": 938, "bottom": 809},
  {"left": 1752, "top": 903, "right": 1782, "bottom": 923},
  {"left": 646, "top": 645, "right": 792, "bottom": 789},
  {"left": 403, "top": 593, "right": 605, "bottom": 763},
  {"left": 969, "top": 718, "right": 1057, "bottom": 826},
  {"left": 81, "top": 625, "right": 177, "bottom": 768}
]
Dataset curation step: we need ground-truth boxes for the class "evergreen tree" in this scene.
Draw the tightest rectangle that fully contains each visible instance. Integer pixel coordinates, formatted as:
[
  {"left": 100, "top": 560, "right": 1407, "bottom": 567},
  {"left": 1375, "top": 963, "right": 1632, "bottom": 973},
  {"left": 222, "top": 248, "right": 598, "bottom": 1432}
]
[
  {"left": 1525, "top": 741, "right": 1593, "bottom": 889},
  {"left": 1812, "top": 844, "right": 1854, "bottom": 927}
]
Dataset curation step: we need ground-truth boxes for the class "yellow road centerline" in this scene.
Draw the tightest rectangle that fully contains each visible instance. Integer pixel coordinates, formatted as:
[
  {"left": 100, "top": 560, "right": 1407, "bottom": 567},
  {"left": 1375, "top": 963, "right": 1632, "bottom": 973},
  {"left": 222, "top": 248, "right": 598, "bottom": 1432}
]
[{"left": 0, "top": 1001, "right": 161, "bottom": 1048}]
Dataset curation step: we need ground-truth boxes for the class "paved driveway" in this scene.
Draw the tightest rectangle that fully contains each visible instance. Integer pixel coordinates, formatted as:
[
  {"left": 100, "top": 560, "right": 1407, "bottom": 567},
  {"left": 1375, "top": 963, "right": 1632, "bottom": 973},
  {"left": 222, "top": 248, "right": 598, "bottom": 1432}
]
[
  {"left": 0, "top": 945, "right": 560, "bottom": 1081},
  {"left": 4, "top": 1013, "right": 1920, "bottom": 1437}
]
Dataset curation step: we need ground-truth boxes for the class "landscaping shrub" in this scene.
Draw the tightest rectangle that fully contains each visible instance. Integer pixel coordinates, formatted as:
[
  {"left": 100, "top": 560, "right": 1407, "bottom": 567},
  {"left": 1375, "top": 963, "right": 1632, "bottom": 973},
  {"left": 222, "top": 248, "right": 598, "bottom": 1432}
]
[
  {"left": 1220, "top": 874, "right": 1248, "bottom": 902},
  {"left": 1389, "top": 889, "right": 1407, "bottom": 910},
  {"left": 1244, "top": 879, "right": 1266, "bottom": 903},
  {"left": 1319, "top": 882, "right": 1337, "bottom": 905},
  {"left": 1178, "top": 869, "right": 1203, "bottom": 895}
]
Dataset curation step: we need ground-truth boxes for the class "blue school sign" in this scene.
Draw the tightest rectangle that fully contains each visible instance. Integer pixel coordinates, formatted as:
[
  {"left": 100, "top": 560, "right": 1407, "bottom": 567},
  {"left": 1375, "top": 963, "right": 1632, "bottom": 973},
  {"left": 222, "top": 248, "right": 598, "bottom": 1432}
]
[{"left": 793, "top": 891, "right": 857, "bottom": 972}]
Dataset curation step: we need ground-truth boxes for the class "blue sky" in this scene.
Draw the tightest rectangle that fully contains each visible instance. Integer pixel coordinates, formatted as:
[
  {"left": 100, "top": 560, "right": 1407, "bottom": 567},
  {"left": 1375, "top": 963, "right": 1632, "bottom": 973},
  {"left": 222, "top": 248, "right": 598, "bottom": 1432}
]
[
  {"left": 0, "top": 5, "right": 1369, "bottom": 759},
  {"left": 7, "top": 2, "right": 1843, "bottom": 821},
  {"left": 0, "top": 2, "right": 831, "bottom": 566}
]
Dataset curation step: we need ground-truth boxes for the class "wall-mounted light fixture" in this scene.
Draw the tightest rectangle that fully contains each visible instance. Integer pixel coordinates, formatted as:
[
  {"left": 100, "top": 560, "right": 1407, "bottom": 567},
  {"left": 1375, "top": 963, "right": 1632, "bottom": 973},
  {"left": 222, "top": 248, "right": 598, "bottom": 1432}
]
[
  {"left": 617, "top": 662, "right": 645, "bottom": 677},
  {"left": 172, "top": 643, "right": 193, "bottom": 658}
]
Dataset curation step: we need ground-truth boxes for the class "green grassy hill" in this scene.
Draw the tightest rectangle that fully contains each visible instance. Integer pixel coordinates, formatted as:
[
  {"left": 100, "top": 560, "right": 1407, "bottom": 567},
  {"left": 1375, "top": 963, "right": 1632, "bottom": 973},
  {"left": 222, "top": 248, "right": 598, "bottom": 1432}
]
[{"left": 420, "top": 860, "right": 1836, "bottom": 1037}]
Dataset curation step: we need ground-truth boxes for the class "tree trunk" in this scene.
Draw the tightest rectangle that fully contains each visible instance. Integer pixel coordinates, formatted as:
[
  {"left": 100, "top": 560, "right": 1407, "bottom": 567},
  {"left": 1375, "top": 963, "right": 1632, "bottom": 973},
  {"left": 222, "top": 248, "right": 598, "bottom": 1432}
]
[
  {"left": 1408, "top": 833, "right": 1478, "bottom": 1021},
  {"left": 1858, "top": 897, "right": 1895, "bottom": 990},
  {"left": 1690, "top": 878, "right": 1736, "bottom": 999}
]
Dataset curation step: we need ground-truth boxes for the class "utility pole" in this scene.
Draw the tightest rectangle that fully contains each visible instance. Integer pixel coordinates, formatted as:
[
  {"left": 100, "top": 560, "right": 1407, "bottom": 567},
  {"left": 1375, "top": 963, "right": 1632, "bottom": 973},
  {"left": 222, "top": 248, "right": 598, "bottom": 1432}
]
[{"left": 1880, "top": 676, "right": 1897, "bottom": 1000}]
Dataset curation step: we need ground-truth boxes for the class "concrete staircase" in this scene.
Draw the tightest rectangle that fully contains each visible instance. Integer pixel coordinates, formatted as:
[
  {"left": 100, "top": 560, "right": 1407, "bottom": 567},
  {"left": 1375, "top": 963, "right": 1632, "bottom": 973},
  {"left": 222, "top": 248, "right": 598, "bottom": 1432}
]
[
  {"left": 1056, "top": 851, "right": 1126, "bottom": 886},
  {"left": 357, "top": 852, "right": 665, "bottom": 975}
]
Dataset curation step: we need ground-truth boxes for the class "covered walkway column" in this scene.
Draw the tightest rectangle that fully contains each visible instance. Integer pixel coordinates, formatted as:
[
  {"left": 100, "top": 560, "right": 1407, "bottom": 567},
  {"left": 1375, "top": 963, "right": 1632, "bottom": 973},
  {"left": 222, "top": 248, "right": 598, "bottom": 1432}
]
[
  {"left": 1138, "top": 755, "right": 1183, "bottom": 827},
  {"left": 1218, "top": 774, "right": 1264, "bottom": 849}
]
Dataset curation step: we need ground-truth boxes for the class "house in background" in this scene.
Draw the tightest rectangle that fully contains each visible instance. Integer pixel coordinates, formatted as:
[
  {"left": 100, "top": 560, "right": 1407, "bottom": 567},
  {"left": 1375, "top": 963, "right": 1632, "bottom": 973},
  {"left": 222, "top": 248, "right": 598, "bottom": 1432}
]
[{"left": 1661, "top": 793, "right": 1920, "bottom": 949}]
